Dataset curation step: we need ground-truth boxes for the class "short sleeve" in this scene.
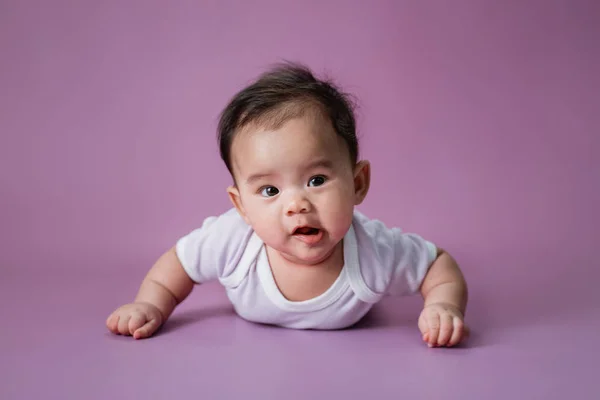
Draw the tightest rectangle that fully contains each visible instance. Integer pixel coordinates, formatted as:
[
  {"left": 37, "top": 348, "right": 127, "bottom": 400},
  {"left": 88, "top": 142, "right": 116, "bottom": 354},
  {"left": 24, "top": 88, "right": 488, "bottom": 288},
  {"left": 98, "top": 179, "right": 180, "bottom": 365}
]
[
  {"left": 353, "top": 211, "right": 438, "bottom": 297},
  {"left": 175, "top": 208, "right": 253, "bottom": 283},
  {"left": 387, "top": 230, "right": 437, "bottom": 296}
]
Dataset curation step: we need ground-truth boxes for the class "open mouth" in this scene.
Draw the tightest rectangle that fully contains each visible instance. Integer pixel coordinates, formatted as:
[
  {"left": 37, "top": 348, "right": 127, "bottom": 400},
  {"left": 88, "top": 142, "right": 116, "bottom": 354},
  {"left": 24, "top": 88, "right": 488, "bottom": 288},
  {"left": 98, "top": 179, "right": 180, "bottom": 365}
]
[
  {"left": 292, "top": 226, "right": 323, "bottom": 245},
  {"left": 293, "top": 226, "right": 320, "bottom": 236}
]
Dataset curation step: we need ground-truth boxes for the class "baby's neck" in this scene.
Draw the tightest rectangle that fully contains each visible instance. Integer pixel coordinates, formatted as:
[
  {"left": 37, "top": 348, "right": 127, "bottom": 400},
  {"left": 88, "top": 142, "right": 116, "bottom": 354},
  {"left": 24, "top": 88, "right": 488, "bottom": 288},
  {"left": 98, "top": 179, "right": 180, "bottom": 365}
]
[{"left": 266, "top": 242, "right": 344, "bottom": 302}]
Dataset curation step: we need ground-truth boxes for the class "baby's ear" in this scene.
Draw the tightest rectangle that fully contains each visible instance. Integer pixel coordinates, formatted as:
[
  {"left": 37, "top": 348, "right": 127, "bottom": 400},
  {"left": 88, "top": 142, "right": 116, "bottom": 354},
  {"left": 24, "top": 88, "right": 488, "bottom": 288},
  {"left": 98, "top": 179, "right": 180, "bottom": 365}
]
[
  {"left": 353, "top": 160, "right": 371, "bottom": 205},
  {"left": 227, "top": 186, "right": 250, "bottom": 224}
]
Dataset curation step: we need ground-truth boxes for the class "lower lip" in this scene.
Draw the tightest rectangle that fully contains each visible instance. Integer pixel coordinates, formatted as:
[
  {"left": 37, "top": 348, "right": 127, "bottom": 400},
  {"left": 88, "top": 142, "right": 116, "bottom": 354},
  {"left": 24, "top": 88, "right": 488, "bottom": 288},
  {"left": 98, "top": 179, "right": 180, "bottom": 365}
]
[{"left": 293, "top": 230, "right": 324, "bottom": 245}]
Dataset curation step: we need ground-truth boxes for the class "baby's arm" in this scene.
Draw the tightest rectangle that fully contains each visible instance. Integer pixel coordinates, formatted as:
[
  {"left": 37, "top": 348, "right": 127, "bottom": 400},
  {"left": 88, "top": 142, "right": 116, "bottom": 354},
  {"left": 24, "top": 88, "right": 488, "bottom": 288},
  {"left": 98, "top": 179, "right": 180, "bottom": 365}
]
[
  {"left": 106, "top": 246, "right": 194, "bottom": 339},
  {"left": 418, "top": 248, "right": 469, "bottom": 347}
]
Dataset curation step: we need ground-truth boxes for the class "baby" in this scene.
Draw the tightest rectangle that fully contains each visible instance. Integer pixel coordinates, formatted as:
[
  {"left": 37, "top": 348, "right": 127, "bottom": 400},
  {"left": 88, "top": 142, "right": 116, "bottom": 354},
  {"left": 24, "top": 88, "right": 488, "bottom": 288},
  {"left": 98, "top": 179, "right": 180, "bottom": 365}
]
[{"left": 106, "top": 62, "right": 469, "bottom": 347}]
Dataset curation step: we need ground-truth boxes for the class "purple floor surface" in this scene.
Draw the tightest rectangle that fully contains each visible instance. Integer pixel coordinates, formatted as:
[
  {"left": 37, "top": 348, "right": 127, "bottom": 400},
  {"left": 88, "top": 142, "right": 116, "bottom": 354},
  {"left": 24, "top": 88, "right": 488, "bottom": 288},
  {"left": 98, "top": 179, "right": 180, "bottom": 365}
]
[{"left": 2, "top": 248, "right": 598, "bottom": 400}]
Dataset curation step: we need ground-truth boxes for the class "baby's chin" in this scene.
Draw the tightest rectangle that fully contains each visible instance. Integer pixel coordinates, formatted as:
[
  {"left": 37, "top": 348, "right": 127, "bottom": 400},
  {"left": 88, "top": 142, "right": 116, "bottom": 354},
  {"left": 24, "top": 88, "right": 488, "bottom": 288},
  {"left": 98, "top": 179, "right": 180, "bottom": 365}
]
[{"left": 278, "top": 242, "right": 342, "bottom": 266}]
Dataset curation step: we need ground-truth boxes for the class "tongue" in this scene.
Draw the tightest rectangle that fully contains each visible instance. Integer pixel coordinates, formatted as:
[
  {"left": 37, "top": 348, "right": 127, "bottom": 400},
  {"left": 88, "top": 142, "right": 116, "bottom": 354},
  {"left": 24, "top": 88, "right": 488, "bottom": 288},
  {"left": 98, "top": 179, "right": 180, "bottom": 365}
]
[{"left": 296, "top": 227, "right": 318, "bottom": 235}]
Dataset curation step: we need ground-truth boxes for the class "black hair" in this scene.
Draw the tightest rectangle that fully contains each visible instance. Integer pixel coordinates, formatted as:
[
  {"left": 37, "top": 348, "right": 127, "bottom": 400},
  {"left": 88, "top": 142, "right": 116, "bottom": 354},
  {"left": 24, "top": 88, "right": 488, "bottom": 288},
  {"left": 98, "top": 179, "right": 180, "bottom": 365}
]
[{"left": 217, "top": 62, "right": 359, "bottom": 176}]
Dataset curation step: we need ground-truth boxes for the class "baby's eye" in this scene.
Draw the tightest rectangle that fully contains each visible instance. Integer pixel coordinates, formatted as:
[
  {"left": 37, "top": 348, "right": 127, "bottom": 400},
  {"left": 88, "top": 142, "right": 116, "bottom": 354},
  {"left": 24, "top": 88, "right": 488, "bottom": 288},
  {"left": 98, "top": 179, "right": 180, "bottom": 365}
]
[
  {"left": 260, "top": 186, "right": 279, "bottom": 197},
  {"left": 308, "top": 175, "right": 327, "bottom": 187}
]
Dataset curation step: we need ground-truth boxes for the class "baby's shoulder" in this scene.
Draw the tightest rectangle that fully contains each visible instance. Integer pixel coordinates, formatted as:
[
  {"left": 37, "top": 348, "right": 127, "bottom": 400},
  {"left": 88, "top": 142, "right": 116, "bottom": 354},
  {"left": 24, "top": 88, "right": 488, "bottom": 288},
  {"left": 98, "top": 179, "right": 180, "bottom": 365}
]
[
  {"left": 196, "top": 207, "right": 254, "bottom": 249},
  {"left": 201, "top": 207, "right": 249, "bottom": 231},
  {"left": 352, "top": 210, "right": 399, "bottom": 244},
  {"left": 175, "top": 208, "right": 254, "bottom": 283},
  {"left": 351, "top": 210, "right": 436, "bottom": 295}
]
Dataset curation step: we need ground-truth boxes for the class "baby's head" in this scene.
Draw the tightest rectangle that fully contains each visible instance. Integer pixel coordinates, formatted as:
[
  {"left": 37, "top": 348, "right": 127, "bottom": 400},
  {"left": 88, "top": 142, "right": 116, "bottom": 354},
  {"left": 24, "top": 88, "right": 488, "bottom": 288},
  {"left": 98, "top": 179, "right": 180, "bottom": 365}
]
[{"left": 217, "top": 62, "right": 370, "bottom": 265}]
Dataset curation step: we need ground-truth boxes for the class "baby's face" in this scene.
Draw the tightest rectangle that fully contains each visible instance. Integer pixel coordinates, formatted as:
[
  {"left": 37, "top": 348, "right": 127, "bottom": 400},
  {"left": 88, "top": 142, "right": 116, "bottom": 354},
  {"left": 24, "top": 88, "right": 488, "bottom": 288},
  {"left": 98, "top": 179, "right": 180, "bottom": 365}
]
[{"left": 227, "top": 112, "right": 368, "bottom": 266}]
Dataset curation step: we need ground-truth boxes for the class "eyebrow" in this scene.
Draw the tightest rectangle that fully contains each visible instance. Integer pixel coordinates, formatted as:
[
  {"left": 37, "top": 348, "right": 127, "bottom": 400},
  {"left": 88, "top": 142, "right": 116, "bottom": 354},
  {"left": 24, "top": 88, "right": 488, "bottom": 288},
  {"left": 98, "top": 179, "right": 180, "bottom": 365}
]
[
  {"left": 245, "top": 172, "right": 275, "bottom": 185},
  {"left": 305, "top": 159, "right": 334, "bottom": 171}
]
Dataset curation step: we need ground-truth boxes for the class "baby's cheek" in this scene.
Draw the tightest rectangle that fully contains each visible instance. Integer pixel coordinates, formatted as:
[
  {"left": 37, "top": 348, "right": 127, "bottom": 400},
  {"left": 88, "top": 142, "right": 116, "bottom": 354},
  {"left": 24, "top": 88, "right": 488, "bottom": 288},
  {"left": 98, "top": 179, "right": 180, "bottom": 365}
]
[
  {"left": 247, "top": 214, "right": 279, "bottom": 243},
  {"left": 323, "top": 198, "right": 354, "bottom": 238},
  {"left": 254, "top": 222, "right": 279, "bottom": 240}
]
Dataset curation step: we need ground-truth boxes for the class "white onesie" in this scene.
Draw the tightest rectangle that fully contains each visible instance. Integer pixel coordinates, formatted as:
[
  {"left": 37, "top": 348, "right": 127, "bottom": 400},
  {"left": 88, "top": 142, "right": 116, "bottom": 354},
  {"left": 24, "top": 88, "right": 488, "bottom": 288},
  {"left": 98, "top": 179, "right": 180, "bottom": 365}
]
[{"left": 175, "top": 208, "right": 437, "bottom": 330}]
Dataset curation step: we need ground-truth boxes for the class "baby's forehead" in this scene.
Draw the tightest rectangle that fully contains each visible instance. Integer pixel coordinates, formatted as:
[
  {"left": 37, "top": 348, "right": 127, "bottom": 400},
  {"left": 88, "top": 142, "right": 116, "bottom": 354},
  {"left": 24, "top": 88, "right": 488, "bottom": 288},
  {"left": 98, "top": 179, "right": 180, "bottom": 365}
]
[
  {"left": 239, "top": 102, "right": 332, "bottom": 134},
  {"left": 236, "top": 110, "right": 339, "bottom": 146},
  {"left": 247, "top": 120, "right": 339, "bottom": 147},
  {"left": 230, "top": 117, "right": 348, "bottom": 176}
]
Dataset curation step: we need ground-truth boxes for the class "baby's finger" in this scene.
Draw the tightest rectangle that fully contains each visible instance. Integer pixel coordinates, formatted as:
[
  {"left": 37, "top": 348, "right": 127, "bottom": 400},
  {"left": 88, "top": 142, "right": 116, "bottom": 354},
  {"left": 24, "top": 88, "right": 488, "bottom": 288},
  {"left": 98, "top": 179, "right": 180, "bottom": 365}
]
[
  {"left": 426, "top": 312, "right": 440, "bottom": 347},
  {"left": 448, "top": 317, "right": 466, "bottom": 347},
  {"left": 128, "top": 313, "right": 147, "bottom": 335},
  {"left": 418, "top": 313, "right": 429, "bottom": 338},
  {"left": 117, "top": 314, "right": 132, "bottom": 335},
  {"left": 437, "top": 313, "right": 454, "bottom": 347},
  {"left": 133, "top": 318, "right": 161, "bottom": 340},
  {"left": 106, "top": 313, "right": 118, "bottom": 333}
]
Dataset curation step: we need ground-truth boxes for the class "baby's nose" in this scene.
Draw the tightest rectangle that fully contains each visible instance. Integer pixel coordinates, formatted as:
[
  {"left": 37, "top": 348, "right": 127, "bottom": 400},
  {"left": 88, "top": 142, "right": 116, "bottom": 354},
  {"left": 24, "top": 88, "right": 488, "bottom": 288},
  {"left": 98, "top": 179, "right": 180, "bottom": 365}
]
[{"left": 286, "top": 195, "right": 311, "bottom": 215}]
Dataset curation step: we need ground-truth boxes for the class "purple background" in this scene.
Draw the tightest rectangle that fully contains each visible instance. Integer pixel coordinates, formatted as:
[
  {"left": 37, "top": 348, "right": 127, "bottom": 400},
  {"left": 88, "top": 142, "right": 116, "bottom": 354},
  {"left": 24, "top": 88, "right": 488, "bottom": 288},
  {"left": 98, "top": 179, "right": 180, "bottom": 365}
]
[{"left": 1, "top": 1, "right": 598, "bottom": 399}]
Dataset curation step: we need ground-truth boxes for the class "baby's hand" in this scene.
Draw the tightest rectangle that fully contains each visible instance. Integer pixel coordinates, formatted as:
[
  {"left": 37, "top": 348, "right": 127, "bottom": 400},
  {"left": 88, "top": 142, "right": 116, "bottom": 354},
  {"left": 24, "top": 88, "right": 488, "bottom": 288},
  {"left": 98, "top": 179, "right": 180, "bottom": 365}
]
[
  {"left": 106, "top": 302, "right": 164, "bottom": 340},
  {"left": 418, "top": 302, "right": 468, "bottom": 348}
]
